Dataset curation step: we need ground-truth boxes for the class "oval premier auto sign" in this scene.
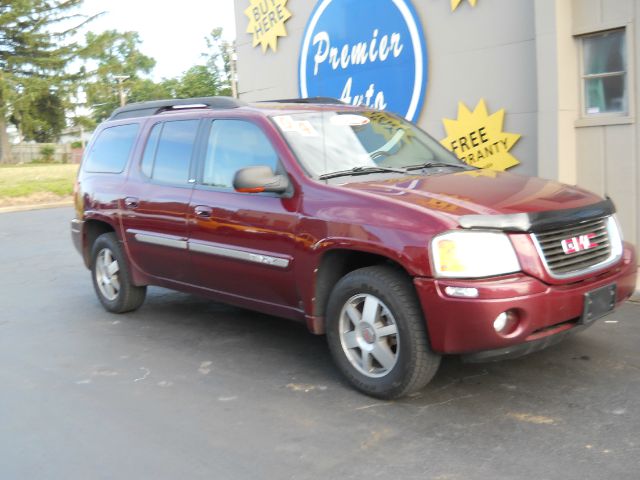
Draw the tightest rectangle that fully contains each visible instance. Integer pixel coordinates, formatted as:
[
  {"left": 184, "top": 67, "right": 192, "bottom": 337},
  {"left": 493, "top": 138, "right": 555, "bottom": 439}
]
[{"left": 298, "top": 0, "right": 428, "bottom": 121}]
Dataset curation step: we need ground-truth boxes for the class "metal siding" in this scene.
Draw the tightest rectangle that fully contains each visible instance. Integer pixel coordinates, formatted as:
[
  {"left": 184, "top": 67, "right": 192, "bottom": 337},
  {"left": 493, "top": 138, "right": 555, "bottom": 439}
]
[
  {"left": 605, "top": 125, "right": 637, "bottom": 243},
  {"left": 576, "top": 126, "right": 606, "bottom": 196}
]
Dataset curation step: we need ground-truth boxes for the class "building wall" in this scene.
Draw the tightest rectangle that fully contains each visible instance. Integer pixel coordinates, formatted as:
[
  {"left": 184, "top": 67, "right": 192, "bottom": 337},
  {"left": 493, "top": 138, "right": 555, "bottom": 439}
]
[
  {"left": 570, "top": 0, "right": 639, "bottom": 246},
  {"left": 235, "top": 0, "right": 539, "bottom": 176}
]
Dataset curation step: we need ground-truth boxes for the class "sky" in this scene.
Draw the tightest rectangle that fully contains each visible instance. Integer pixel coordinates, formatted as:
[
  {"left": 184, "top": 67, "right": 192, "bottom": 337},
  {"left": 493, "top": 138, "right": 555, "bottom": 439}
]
[{"left": 78, "top": 0, "right": 237, "bottom": 81}]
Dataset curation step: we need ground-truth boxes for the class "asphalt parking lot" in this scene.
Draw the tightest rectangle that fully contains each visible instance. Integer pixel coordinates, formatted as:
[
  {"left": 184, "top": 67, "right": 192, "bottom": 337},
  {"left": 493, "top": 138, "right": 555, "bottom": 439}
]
[{"left": 1, "top": 207, "right": 639, "bottom": 480}]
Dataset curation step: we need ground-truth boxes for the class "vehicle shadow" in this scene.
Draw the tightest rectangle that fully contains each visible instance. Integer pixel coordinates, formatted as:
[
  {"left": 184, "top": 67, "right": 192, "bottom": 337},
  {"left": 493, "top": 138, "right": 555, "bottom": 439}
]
[{"left": 123, "top": 287, "right": 621, "bottom": 411}]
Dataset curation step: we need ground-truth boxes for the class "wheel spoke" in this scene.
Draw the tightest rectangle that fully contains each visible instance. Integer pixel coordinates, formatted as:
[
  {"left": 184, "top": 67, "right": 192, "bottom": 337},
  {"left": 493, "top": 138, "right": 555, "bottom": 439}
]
[
  {"left": 107, "top": 260, "right": 119, "bottom": 277},
  {"left": 372, "top": 342, "right": 396, "bottom": 371},
  {"left": 111, "top": 275, "right": 120, "bottom": 292},
  {"left": 361, "top": 350, "right": 372, "bottom": 372},
  {"left": 345, "top": 304, "right": 361, "bottom": 327},
  {"left": 103, "top": 282, "right": 116, "bottom": 299},
  {"left": 361, "top": 296, "right": 379, "bottom": 324},
  {"left": 376, "top": 324, "right": 398, "bottom": 338},
  {"left": 343, "top": 330, "right": 359, "bottom": 349},
  {"left": 103, "top": 250, "right": 112, "bottom": 268}
]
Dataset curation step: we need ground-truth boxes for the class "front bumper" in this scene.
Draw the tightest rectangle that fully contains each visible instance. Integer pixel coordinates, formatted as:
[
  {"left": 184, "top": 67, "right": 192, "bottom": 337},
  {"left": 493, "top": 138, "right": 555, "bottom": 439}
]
[{"left": 414, "top": 242, "right": 637, "bottom": 357}]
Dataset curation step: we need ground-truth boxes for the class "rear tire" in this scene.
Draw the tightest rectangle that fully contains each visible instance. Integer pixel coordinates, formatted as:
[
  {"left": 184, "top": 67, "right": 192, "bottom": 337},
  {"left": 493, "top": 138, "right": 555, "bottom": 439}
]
[
  {"left": 326, "top": 265, "right": 440, "bottom": 399},
  {"left": 91, "top": 232, "right": 146, "bottom": 313}
]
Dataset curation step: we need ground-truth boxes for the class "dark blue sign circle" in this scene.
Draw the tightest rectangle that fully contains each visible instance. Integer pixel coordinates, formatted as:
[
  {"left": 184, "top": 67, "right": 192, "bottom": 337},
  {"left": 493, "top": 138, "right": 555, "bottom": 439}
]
[{"left": 298, "top": 0, "right": 428, "bottom": 121}]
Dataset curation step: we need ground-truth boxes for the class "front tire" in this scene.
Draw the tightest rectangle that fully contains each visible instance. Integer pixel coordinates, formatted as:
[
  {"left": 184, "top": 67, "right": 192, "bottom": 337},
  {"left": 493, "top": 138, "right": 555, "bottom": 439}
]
[
  {"left": 91, "top": 232, "right": 146, "bottom": 313},
  {"left": 326, "top": 266, "right": 440, "bottom": 399}
]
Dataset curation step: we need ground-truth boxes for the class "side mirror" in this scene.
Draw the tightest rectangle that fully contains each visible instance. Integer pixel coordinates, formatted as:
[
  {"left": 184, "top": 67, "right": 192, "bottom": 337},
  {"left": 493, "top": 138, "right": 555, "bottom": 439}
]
[{"left": 233, "top": 166, "right": 290, "bottom": 194}]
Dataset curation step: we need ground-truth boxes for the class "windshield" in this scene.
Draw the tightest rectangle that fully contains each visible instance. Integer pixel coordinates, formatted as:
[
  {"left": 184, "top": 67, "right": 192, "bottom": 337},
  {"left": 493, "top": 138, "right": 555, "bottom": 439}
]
[{"left": 271, "top": 110, "right": 466, "bottom": 178}]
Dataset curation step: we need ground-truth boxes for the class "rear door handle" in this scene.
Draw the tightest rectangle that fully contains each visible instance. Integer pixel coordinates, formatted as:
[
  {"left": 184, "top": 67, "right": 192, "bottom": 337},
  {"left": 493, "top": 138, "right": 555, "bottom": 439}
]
[
  {"left": 124, "top": 197, "right": 139, "bottom": 209},
  {"left": 194, "top": 205, "right": 212, "bottom": 218}
]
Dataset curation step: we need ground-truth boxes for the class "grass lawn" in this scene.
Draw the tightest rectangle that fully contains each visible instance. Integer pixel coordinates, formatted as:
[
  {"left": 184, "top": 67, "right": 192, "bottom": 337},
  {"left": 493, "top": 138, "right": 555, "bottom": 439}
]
[{"left": 0, "top": 163, "right": 79, "bottom": 205}]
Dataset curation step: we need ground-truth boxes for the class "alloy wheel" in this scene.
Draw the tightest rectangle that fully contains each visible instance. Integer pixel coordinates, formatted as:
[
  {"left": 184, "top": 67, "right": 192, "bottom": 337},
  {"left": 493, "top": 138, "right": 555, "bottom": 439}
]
[
  {"left": 338, "top": 293, "right": 400, "bottom": 378},
  {"left": 95, "top": 248, "right": 120, "bottom": 301}
]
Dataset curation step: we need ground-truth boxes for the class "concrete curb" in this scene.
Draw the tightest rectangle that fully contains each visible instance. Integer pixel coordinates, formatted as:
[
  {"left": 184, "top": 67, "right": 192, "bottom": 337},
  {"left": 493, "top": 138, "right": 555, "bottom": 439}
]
[{"left": 0, "top": 201, "right": 73, "bottom": 214}]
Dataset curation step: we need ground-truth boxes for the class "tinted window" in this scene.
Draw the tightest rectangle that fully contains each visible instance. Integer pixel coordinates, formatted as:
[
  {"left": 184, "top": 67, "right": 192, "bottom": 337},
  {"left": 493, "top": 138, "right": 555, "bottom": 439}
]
[
  {"left": 202, "top": 120, "right": 278, "bottom": 188},
  {"left": 151, "top": 120, "right": 199, "bottom": 184},
  {"left": 84, "top": 124, "right": 139, "bottom": 173}
]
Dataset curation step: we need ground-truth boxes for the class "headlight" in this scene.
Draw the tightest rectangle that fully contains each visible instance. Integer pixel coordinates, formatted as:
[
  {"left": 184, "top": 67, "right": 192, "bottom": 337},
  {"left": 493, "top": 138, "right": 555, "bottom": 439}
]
[{"left": 431, "top": 231, "right": 520, "bottom": 278}]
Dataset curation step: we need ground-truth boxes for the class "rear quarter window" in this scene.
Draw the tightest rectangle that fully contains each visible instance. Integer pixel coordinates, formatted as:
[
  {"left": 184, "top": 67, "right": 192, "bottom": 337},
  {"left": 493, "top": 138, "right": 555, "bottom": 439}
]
[{"left": 84, "top": 123, "right": 140, "bottom": 174}]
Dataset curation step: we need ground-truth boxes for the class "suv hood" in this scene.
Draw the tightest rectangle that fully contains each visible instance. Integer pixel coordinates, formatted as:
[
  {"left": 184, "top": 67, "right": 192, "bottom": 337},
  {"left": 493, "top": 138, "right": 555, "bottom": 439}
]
[{"left": 341, "top": 170, "right": 608, "bottom": 231}]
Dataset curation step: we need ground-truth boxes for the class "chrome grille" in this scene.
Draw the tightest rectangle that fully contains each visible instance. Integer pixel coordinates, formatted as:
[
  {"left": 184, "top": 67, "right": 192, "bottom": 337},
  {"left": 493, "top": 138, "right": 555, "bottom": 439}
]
[{"left": 532, "top": 217, "right": 613, "bottom": 277}]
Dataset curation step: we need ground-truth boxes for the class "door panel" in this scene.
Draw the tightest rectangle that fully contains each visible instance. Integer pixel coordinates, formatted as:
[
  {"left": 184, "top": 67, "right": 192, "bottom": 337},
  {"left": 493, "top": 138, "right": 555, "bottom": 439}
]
[
  {"left": 122, "top": 183, "right": 193, "bottom": 281},
  {"left": 188, "top": 119, "right": 300, "bottom": 309},
  {"left": 189, "top": 190, "right": 299, "bottom": 306},
  {"left": 121, "top": 119, "right": 200, "bottom": 282}
]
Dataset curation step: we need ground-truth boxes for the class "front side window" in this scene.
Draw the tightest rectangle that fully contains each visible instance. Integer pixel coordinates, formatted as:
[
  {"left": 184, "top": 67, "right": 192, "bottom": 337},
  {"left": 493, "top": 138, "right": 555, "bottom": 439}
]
[
  {"left": 581, "top": 29, "right": 627, "bottom": 116},
  {"left": 84, "top": 123, "right": 139, "bottom": 174},
  {"left": 141, "top": 120, "right": 199, "bottom": 184},
  {"left": 202, "top": 120, "right": 279, "bottom": 188}
]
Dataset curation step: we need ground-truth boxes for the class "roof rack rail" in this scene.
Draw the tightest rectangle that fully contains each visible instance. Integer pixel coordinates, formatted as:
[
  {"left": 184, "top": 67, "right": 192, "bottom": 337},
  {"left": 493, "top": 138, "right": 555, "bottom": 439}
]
[
  {"left": 109, "top": 96, "right": 246, "bottom": 120},
  {"left": 259, "top": 97, "right": 345, "bottom": 105}
]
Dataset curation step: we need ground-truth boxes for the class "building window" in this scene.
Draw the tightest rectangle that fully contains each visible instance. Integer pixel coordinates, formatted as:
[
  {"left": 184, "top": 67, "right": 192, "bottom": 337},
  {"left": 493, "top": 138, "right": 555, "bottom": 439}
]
[{"left": 581, "top": 29, "right": 627, "bottom": 116}]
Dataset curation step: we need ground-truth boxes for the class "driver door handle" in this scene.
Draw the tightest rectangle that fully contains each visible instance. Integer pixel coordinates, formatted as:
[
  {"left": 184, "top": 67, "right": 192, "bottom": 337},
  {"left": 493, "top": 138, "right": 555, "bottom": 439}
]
[
  {"left": 194, "top": 205, "right": 212, "bottom": 218},
  {"left": 124, "top": 197, "right": 139, "bottom": 209}
]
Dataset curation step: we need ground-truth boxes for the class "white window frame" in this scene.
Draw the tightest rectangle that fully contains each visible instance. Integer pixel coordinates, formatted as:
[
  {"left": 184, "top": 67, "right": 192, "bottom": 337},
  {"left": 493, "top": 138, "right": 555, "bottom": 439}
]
[{"left": 575, "top": 25, "right": 635, "bottom": 127}]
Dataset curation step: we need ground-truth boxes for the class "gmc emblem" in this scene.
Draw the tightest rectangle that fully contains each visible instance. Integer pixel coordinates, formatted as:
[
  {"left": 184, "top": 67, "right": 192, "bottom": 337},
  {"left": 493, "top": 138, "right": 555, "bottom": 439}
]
[{"left": 561, "top": 233, "right": 598, "bottom": 254}]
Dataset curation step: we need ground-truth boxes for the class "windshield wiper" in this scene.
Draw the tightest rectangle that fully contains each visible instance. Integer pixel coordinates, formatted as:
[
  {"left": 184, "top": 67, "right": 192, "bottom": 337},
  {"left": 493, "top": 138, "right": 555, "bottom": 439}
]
[
  {"left": 318, "top": 165, "right": 407, "bottom": 180},
  {"left": 405, "top": 162, "right": 474, "bottom": 171}
]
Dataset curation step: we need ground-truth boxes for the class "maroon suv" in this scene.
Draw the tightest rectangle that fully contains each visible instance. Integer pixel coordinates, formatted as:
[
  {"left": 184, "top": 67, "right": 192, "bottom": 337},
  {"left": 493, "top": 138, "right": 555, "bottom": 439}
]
[{"left": 71, "top": 97, "right": 637, "bottom": 398}]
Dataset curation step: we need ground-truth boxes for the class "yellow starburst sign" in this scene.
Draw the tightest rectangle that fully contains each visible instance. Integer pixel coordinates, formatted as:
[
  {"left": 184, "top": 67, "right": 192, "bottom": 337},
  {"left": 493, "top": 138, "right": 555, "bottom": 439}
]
[
  {"left": 245, "top": 0, "right": 292, "bottom": 53},
  {"left": 451, "top": 0, "right": 477, "bottom": 11},
  {"left": 440, "top": 99, "right": 521, "bottom": 171}
]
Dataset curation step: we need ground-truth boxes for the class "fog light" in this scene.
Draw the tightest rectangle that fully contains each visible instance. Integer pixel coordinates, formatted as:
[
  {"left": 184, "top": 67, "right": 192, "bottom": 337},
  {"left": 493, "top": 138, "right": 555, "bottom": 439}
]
[
  {"left": 444, "top": 286, "right": 479, "bottom": 298},
  {"left": 493, "top": 310, "right": 519, "bottom": 335}
]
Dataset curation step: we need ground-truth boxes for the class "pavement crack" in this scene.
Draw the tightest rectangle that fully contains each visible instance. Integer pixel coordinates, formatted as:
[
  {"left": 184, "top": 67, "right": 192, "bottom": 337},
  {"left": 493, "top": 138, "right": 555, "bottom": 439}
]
[
  {"left": 355, "top": 402, "right": 393, "bottom": 411},
  {"left": 417, "top": 394, "right": 477, "bottom": 412},
  {"left": 133, "top": 367, "right": 151, "bottom": 382}
]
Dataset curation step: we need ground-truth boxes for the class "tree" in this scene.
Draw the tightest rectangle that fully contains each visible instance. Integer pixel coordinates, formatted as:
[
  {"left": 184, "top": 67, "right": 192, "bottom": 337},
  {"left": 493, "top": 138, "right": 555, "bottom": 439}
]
[
  {"left": 155, "top": 28, "right": 234, "bottom": 100},
  {"left": 0, "top": 0, "right": 93, "bottom": 162},
  {"left": 203, "top": 27, "right": 233, "bottom": 97},
  {"left": 10, "top": 87, "right": 66, "bottom": 142},
  {"left": 81, "top": 26, "right": 235, "bottom": 122},
  {"left": 174, "top": 65, "right": 221, "bottom": 98},
  {"left": 80, "top": 30, "right": 157, "bottom": 122}
]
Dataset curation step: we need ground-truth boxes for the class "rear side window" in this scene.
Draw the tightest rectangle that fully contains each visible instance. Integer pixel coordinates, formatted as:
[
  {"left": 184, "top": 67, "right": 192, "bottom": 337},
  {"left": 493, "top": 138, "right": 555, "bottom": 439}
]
[
  {"left": 84, "top": 123, "right": 139, "bottom": 173},
  {"left": 141, "top": 120, "right": 199, "bottom": 184}
]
